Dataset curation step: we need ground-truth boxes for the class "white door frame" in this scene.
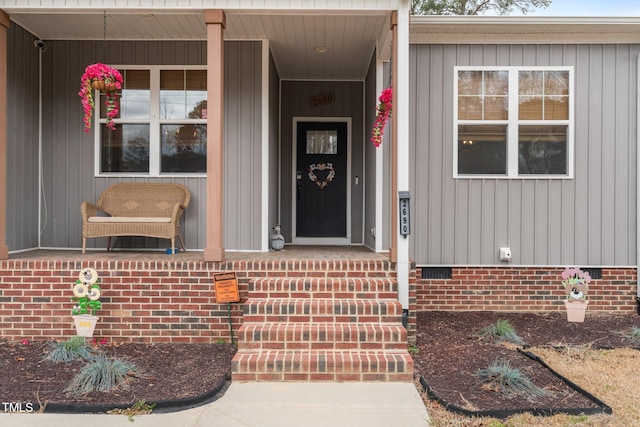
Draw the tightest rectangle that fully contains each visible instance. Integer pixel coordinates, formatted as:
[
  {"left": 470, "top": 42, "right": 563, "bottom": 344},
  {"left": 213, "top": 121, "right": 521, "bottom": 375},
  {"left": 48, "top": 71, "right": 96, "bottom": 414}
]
[{"left": 291, "top": 117, "right": 352, "bottom": 245}]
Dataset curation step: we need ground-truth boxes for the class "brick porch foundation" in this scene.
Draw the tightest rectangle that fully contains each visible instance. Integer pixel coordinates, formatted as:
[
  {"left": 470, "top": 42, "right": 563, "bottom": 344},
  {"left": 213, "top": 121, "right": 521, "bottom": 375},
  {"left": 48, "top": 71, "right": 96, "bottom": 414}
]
[
  {"left": 1, "top": 256, "right": 637, "bottom": 346},
  {"left": 416, "top": 267, "right": 637, "bottom": 313}
]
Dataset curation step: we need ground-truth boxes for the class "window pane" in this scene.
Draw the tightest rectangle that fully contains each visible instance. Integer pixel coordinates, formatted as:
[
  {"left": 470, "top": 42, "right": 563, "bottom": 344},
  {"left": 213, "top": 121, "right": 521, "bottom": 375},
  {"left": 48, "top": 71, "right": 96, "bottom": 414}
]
[
  {"left": 100, "top": 124, "right": 150, "bottom": 173},
  {"left": 544, "top": 71, "right": 569, "bottom": 95},
  {"left": 161, "top": 124, "right": 207, "bottom": 173},
  {"left": 519, "top": 71, "right": 543, "bottom": 95},
  {"left": 161, "top": 70, "right": 186, "bottom": 119},
  {"left": 306, "top": 130, "right": 337, "bottom": 154},
  {"left": 160, "top": 70, "right": 208, "bottom": 120},
  {"left": 519, "top": 71, "right": 569, "bottom": 121},
  {"left": 519, "top": 96, "right": 543, "bottom": 120},
  {"left": 186, "top": 70, "right": 207, "bottom": 119},
  {"left": 484, "top": 71, "right": 508, "bottom": 96},
  {"left": 484, "top": 96, "right": 508, "bottom": 120},
  {"left": 120, "top": 70, "right": 149, "bottom": 120},
  {"left": 458, "top": 71, "right": 482, "bottom": 95},
  {"left": 458, "top": 96, "right": 482, "bottom": 120},
  {"left": 518, "top": 125, "right": 567, "bottom": 175},
  {"left": 544, "top": 97, "right": 568, "bottom": 120},
  {"left": 458, "top": 125, "right": 507, "bottom": 175},
  {"left": 459, "top": 71, "right": 508, "bottom": 120}
]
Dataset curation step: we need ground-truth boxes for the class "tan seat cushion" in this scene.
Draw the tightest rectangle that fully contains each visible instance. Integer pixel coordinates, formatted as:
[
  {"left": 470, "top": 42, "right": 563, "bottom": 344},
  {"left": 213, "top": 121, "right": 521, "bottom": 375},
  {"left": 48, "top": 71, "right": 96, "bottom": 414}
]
[{"left": 88, "top": 216, "right": 172, "bottom": 223}]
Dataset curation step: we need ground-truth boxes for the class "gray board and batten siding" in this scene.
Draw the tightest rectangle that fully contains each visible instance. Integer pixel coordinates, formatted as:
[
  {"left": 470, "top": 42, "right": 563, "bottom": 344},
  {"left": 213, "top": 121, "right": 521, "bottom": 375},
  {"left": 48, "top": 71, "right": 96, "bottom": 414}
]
[
  {"left": 409, "top": 43, "right": 638, "bottom": 267},
  {"left": 6, "top": 23, "right": 41, "bottom": 251},
  {"left": 13, "top": 37, "right": 264, "bottom": 252}
]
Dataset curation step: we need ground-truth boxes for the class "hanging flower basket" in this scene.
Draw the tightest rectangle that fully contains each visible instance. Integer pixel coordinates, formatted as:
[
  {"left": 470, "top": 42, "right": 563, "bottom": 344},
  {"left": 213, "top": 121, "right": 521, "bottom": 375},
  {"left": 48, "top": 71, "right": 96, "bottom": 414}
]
[
  {"left": 91, "top": 79, "right": 117, "bottom": 93},
  {"left": 371, "top": 87, "right": 392, "bottom": 147},
  {"left": 79, "top": 63, "right": 123, "bottom": 132}
]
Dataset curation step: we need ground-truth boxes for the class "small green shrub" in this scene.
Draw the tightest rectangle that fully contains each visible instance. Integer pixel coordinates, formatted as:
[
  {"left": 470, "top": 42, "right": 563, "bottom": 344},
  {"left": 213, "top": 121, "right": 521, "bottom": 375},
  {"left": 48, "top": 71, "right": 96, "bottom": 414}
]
[
  {"left": 65, "top": 355, "right": 142, "bottom": 396},
  {"left": 478, "top": 319, "right": 524, "bottom": 345},
  {"left": 475, "top": 359, "right": 550, "bottom": 401},
  {"left": 43, "top": 336, "right": 94, "bottom": 363}
]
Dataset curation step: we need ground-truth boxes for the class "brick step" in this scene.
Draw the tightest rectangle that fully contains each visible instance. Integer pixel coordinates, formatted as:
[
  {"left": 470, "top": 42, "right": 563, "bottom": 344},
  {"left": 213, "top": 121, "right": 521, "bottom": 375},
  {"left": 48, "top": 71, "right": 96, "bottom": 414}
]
[
  {"left": 248, "top": 277, "right": 397, "bottom": 299},
  {"left": 242, "top": 298, "right": 402, "bottom": 323},
  {"left": 237, "top": 323, "right": 407, "bottom": 351},
  {"left": 231, "top": 350, "right": 414, "bottom": 382}
]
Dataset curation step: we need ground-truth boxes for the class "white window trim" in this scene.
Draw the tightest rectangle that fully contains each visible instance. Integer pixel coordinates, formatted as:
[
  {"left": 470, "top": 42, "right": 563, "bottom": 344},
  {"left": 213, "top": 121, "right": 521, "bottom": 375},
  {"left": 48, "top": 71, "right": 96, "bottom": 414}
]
[
  {"left": 94, "top": 65, "right": 207, "bottom": 178},
  {"left": 453, "top": 66, "right": 574, "bottom": 179}
]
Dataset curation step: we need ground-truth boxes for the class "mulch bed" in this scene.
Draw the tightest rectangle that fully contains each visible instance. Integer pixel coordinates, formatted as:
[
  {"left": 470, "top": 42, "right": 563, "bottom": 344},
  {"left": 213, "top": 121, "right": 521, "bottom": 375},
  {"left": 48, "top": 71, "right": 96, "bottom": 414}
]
[
  {"left": 0, "top": 340, "right": 236, "bottom": 412},
  {"left": 414, "top": 311, "right": 640, "bottom": 417},
  {"left": 2, "top": 311, "right": 639, "bottom": 415}
]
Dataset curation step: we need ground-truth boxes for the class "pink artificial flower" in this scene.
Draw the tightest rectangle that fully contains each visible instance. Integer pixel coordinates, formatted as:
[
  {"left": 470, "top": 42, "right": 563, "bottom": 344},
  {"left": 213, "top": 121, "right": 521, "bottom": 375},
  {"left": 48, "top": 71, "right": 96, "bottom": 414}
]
[
  {"left": 79, "top": 63, "right": 123, "bottom": 132},
  {"left": 371, "top": 87, "right": 393, "bottom": 147}
]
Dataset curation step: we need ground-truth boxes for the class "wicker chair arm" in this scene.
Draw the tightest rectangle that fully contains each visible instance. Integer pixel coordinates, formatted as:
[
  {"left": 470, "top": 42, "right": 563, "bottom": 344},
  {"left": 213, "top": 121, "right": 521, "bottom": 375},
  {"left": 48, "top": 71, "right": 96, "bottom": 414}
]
[
  {"left": 81, "top": 202, "right": 112, "bottom": 222},
  {"left": 170, "top": 203, "right": 188, "bottom": 223}
]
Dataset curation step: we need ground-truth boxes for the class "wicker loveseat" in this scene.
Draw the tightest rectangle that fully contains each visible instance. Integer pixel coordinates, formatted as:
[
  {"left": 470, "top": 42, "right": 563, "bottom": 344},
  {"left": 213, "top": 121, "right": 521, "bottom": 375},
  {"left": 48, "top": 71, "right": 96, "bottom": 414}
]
[{"left": 81, "top": 183, "right": 191, "bottom": 254}]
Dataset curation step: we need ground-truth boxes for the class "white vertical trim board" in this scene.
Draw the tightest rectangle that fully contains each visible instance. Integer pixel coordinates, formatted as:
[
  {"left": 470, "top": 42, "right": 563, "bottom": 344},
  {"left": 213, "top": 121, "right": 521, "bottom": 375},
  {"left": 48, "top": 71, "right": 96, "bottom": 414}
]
[
  {"left": 396, "top": 0, "right": 410, "bottom": 309},
  {"left": 261, "top": 40, "right": 270, "bottom": 251},
  {"left": 375, "top": 58, "right": 385, "bottom": 253}
]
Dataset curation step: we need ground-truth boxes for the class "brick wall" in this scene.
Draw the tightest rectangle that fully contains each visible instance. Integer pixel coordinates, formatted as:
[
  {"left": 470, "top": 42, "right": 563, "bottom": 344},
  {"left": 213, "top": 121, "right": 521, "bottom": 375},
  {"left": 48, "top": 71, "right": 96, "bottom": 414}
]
[
  {"left": 415, "top": 267, "right": 638, "bottom": 313},
  {"left": 4, "top": 259, "right": 636, "bottom": 344},
  {"left": 0, "top": 259, "right": 253, "bottom": 343},
  {"left": 0, "top": 258, "right": 400, "bottom": 344}
]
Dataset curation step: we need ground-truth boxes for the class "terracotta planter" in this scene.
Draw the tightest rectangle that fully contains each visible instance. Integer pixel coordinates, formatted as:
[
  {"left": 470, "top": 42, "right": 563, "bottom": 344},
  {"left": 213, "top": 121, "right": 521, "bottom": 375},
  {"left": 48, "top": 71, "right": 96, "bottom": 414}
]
[
  {"left": 564, "top": 300, "right": 588, "bottom": 323},
  {"left": 91, "top": 79, "right": 117, "bottom": 93},
  {"left": 73, "top": 314, "right": 99, "bottom": 337}
]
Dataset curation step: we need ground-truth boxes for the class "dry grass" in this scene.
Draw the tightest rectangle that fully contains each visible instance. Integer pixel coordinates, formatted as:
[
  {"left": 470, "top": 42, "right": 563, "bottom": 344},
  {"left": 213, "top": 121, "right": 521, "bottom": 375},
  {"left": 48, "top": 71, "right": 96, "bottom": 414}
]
[{"left": 421, "top": 347, "right": 640, "bottom": 427}]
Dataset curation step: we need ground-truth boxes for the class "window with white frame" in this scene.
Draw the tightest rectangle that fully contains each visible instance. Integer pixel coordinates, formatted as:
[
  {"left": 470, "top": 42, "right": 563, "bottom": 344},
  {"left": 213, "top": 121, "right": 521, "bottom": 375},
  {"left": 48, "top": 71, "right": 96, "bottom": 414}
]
[
  {"left": 454, "top": 67, "right": 573, "bottom": 178},
  {"left": 96, "top": 66, "right": 207, "bottom": 176}
]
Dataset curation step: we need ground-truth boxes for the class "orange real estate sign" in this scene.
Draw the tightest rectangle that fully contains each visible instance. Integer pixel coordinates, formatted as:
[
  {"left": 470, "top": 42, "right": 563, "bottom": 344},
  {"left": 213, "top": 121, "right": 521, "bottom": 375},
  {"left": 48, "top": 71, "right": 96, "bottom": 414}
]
[{"left": 214, "top": 272, "right": 240, "bottom": 303}]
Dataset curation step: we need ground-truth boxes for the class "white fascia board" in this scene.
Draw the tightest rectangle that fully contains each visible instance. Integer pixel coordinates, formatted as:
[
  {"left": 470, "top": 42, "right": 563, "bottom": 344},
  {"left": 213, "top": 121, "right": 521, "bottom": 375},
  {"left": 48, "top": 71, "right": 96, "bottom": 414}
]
[
  {"left": 2, "top": 0, "right": 399, "bottom": 12},
  {"left": 410, "top": 16, "right": 640, "bottom": 45}
]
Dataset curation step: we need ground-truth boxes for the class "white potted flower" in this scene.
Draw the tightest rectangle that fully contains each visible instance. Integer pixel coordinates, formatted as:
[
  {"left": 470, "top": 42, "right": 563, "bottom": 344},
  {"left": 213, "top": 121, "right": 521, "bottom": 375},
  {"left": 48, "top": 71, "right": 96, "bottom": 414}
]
[
  {"left": 71, "top": 268, "right": 103, "bottom": 337},
  {"left": 561, "top": 267, "right": 591, "bottom": 322}
]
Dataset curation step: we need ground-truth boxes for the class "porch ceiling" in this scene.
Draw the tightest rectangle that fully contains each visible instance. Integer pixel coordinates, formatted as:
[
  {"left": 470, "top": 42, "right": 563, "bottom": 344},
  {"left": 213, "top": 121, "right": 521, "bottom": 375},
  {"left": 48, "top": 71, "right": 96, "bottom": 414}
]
[{"left": 6, "top": 10, "right": 391, "bottom": 80}]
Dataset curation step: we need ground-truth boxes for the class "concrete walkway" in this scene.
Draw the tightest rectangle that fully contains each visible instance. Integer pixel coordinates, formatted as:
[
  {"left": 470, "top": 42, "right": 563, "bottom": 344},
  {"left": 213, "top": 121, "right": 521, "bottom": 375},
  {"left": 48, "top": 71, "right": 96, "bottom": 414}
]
[{"left": 0, "top": 382, "right": 430, "bottom": 427}]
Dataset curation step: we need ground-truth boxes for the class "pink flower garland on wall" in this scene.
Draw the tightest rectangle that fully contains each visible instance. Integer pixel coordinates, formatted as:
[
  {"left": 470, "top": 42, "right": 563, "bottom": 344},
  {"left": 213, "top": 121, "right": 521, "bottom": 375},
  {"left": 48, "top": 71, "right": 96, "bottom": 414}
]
[
  {"left": 371, "top": 87, "right": 392, "bottom": 147},
  {"left": 79, "top": 63, "right": 123, "bottom": 132}
]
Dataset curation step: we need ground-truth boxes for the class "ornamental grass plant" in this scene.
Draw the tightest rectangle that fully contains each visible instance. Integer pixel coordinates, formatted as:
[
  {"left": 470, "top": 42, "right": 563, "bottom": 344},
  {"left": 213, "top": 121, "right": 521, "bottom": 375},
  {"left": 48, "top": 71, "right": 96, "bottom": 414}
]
[
  {"left": 64, "top": 355, "right": 143, "bottom": 396},
  {"left": 43, "top": 336, "right": 95, "bottom": 363},
  {"left": 478, "top": 319, "right": 524, "bottom": 345},
  {"left": 475, "top": 358, "right": 551, "bottom": 402}
]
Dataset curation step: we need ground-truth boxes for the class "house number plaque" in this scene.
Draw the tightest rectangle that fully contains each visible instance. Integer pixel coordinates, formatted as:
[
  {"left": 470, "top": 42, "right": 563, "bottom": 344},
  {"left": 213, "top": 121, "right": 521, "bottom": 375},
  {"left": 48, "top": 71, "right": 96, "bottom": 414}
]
[{"left": 399, "top": 191, "right": 411, "bottom": 237}]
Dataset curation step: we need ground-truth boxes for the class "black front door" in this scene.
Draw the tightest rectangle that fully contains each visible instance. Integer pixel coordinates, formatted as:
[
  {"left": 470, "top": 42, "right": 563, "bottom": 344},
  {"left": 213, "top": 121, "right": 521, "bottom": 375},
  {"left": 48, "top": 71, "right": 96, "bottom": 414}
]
[{"left": 295, "top": 121, "right": 348, "bottom": 238}]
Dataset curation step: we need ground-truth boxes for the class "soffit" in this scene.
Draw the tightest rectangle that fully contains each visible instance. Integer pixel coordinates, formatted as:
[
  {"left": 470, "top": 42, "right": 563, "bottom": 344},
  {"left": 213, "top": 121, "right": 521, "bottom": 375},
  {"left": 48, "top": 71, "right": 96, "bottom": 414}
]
[{"left": 7, "top": 10, "right": 391, "bottom": 80}]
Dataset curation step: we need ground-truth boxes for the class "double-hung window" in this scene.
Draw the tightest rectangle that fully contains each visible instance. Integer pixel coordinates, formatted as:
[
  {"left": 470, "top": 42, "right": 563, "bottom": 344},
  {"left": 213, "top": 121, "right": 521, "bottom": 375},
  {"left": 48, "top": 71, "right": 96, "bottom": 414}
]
[
  {"left": 95, "top": 66, "right": 207, "bottom": 177},
  {"left": 454, "top": 66, "right": 573, "bottom": 178}
]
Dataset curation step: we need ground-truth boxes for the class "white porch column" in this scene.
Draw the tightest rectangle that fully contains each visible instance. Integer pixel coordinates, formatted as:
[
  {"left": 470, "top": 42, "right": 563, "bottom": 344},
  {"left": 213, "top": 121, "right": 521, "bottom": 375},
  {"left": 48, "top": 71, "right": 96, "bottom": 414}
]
[
  {"left": 0, "top": 11, "right": 9, "bottom": 260},
  {"left": 395, "top": 1, "right": 411, "bottom": 309},
  {"left": 204, "top": 10, "right": 225, "bottom": 262}
]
